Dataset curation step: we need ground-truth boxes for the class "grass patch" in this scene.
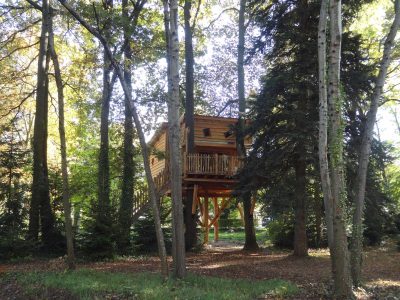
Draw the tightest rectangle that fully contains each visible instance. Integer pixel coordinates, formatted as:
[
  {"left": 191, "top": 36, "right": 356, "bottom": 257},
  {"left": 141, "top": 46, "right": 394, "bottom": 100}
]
[
  {"left": 12, "top": 269, "right": 298, "bottom": 299},
  {"left": 209, "top": 228, "right": 271, "bottom": 246}
]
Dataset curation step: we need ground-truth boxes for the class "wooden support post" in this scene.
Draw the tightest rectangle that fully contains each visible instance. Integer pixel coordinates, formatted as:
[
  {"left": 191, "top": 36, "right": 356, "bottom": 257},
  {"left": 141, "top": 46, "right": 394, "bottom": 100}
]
[
  {"left": 237, "top": 202, "right": 245, "bottom": 226},
  {"left": 183, "top": 151, "right": 187, "bottom": 176},
  {"left": 191, "top": 184, "right": 198, "bottom": 214},
  {"left": 207, "top": 197, "right": 231, "bottom": 228},
  {"left": 204, "top": 195, "right": 209, "bottom": 244},
  {"left": 199, "top": 196, "right": 204, "bottom": 217},
  {"left": 213, "top": 197, "right": 219, "bottom": 242}
]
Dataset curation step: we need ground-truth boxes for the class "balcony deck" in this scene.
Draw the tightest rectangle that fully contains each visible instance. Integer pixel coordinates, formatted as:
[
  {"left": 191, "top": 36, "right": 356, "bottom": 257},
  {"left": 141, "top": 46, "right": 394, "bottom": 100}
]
[
  {"left": 153, "top": 153, "right": 243, "bottom": 194},
  {"left": 185, "top": 153, "right": 242, "bottom": 177}
]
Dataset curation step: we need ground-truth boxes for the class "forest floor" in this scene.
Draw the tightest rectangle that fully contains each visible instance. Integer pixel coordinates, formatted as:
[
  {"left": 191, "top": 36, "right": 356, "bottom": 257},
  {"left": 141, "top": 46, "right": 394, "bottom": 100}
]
[{"left": 0, "top": 238, "right": 399, "bottom": 299}]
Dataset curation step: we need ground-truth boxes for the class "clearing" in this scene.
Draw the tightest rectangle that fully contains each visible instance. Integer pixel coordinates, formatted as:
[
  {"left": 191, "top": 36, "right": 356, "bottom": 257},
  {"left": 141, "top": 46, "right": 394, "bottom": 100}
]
[{"left": 0, "top": 236, "right": 399, "bottom": 299}]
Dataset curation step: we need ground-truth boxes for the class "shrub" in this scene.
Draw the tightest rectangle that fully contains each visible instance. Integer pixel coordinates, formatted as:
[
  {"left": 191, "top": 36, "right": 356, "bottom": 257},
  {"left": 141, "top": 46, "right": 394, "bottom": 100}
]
[
  {"left": 77, "top": 202, "right": 117, "bottom": 260},
  {"left": 267, "top": 217, "right": 294, "bottom": 248},
  {"left": 131, "top": 211, "right": 172, "bottom": 254}
]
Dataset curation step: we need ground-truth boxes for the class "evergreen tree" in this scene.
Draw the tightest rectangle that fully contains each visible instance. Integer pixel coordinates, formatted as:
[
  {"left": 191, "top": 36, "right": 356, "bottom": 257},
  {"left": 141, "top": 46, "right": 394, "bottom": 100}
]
[
  {"left": 243, "top": 0, "right": 389, "bottom": 254},
  {"left": 0, "top": 121, "right": 31, "bottom": 259}
]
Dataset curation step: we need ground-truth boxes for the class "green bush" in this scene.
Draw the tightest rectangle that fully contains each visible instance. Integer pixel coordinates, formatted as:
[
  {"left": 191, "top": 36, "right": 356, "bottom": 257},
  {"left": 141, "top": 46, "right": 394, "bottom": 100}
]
[
  {"left": 131, "top": 211, "right": 172, "bottom": 254},
  {"left": 267, "top": 217, "right": 294, "bottom": 248},
  {"left": 0, "top": 234, "right": 36, "bottom": 261},
  {"left": 77, "top": 202, "right": 117, "bottom": 260}
]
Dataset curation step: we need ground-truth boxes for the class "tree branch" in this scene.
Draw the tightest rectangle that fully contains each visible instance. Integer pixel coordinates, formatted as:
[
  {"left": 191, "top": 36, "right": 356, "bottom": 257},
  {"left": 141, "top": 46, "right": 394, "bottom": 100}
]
[
  {"left": 25, "top": 0, "right": 42, "bottom": 11},
  {"left": 203, "top": 7, "right": 238, "bottom": 31}
]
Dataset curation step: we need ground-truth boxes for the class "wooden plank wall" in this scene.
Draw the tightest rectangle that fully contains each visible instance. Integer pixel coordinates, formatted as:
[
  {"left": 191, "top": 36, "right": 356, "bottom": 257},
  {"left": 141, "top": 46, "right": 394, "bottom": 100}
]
[
  {"left": 193, "top": 116, "right": 252, "bottom": 151},
  {"left": 150, "top": 131, "right": 167, "bottom": 178}
]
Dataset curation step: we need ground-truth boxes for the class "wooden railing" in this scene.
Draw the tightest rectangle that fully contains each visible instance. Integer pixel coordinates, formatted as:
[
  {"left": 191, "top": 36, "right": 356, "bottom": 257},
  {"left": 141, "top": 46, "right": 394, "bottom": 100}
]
[
  {"left": 184, "top": 153, "right": 242, "bottom": 176},
  {"left": 153, "top": 165, "right": 170, "bottom": 193},
  {"left": 133, "top": 185, "right": 149, "bottom": 215}
]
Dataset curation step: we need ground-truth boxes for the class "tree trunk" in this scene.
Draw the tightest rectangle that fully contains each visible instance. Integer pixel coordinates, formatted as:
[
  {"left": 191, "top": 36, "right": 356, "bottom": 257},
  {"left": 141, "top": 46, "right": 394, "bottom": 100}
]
[
  {"left": 48, "top": 7, "right": 75, "bottom": 269},
  {"left": 98, "top": 45, "right": 112, "bottom": 213},
  {"left": 314, "top": 181, "right": 322, "bottom": 248},
  {"left": 183, "top": 0, "right": 198, "bottom": 251},
  {"left": 318, "top": 0, "right": 334, "bottom": 254},
  {"left": 58, "top": 0, "right": 169, "bottom": 278},
  {"left": 117, "top": 0, "right": 136, "bottom": 255},
  {"left": 293, "top": 150, "right": 308, "bottom": 257},
  {"left": 167, "top": 0, "right": 186, "bottom": 278},
  {"left": 327, "top": 0, "right": 353, "bottom": 297},
  {"left": 73, "top": 202, "right": 81, "bottom": 236},
  {"left": 237, "top": 0, "right": 258, "bottom": 251},
  {"left": 350, "top": 0, "right": 400, "bottom": 287},
  {"left": 242, "top": 191, "right": 258, "bottom": 250},
  {"left": 29, "top": 0, "right": 57, "bottom": 248}
]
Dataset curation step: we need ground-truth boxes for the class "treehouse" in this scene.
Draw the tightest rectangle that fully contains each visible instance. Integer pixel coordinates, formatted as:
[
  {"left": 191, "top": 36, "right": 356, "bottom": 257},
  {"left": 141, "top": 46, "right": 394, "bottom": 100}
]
[{"left": 145, "top": 114, "right": 253, "bottom": 243}]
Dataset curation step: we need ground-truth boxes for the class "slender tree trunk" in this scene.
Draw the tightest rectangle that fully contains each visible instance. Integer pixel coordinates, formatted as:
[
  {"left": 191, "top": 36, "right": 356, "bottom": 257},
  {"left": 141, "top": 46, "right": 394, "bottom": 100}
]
[
  {"left": 167, "top": 0, "right": 186, "bottom": 278},
  {"left": 48, "top": 7, "right": 75, "bottom": 269},
  {"left": 29, "top": 0, "right": 57, "bottom": 248},
  {"left": 117, "top": 0, "right": 136, "bottom": 255},
  {"left": 98, "top": 50, "right": 112, "bottom": 212},
  {"left": 314, "top": 181, "right": 322, "bottom": 248},
  {"left": 327, "top": 0, "right": 353, "bottom": 297},
  {"left": 375, "top": 122, "right": 389, "bottom": 191},
  {"left": 183, "top": 0, "right": 198, "bottom": 251},
  {"left": 350, "top": 0, "right": 400, "bottom": 287},
  {"left": 318, "top": 0, "right": 334, "bottom": 257},
  {"left": 73, "top": 202, "right": 81, "bottom": 236},
  {"left": 237, "top": 0, "right": 258, "bottom": 251},
  {"left": 58, "top": 0, "right": 169, "bottom": 278},
  {"left": 7, "top": 129, "right": 14, "bottom": 210}
]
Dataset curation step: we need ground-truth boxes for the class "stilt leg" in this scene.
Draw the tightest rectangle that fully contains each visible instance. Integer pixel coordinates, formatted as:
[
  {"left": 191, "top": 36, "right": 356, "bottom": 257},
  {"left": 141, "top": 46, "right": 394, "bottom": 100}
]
[
  {"left": 213, "top": 197, "right": 219, "bottom": 242},
  {"left": 204, "top": 195, "right": 209, "bottom": 244}
]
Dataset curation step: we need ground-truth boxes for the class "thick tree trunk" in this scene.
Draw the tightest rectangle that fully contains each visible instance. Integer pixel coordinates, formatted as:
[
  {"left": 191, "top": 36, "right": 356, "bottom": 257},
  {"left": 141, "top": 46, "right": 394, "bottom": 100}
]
[
  {"left": 29, "top": 0, "right": 57, "bottom": 248},
  {"left": 48, "top": 8, "right": 75, "bottom": 269},
  {"left": 58, "top": 0, "right": 169, "bottom": 278},
  {"left": 242, "top": 191, "right": 258, "bottom": 250},
  {"left": 237, "top": 0, "right": 258, "bottom": 251},
  {"left": 327, "top": 1, "right": 353, "bottom": 297},
  {"left": 183, "top": 0, "right": 198, "bottom": 251},
  {"left": 293, "top": 150, "right": 308, "bottom": 257},
  {"left": 167, "top": 0, "right": 186, "bottom": 278},
  {"left": 350, "top": 0, "right": 400, "bottom": 287},
  {"left": 117, "top": 0, "right": 136, "bottom": 255}
]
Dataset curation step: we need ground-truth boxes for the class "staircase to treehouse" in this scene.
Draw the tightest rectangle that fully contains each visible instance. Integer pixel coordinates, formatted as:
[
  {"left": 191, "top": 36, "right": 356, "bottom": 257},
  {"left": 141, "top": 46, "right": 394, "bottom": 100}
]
[
  {"left": 131, "top": 171, "right": 169, "bottom": 223},
  {"left": 131, "top": 153, "right": 242, "bottom": 222}
]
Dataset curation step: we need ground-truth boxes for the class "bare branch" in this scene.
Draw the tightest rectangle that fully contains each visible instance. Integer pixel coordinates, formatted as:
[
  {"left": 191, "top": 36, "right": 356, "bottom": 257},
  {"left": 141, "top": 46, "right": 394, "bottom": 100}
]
[
  {"left": 203, "top": 7, "right": 238, "bottom": 31},
  {"left": 0, "top": 90, "right": 36, "bottom": 119},
  {"left": 191, "top": 0, "right": 201, "bottom": 30},
  {"left": 0, "top": 41, "right": 40, "bottom": 63},
  {"left": 25, "top": 0, "right": 42, "bottom": 11},
  {"left": 0, "top": 19, "right": 41, "bottom": 47}
]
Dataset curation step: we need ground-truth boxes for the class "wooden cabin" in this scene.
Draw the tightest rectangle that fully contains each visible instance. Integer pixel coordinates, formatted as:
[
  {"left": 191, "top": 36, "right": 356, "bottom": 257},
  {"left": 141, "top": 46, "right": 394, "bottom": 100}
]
[{"left": 147, "top": 114, "right": 252, "bottom": 243}]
